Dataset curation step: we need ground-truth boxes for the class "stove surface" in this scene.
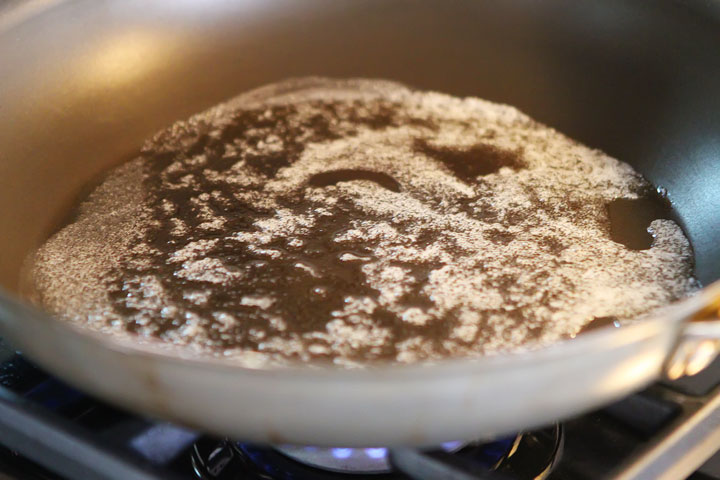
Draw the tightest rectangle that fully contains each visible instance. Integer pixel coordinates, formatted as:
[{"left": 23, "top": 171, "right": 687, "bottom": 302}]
[{"left": 1, "top": 337, "right": 720, "bottom": 480}]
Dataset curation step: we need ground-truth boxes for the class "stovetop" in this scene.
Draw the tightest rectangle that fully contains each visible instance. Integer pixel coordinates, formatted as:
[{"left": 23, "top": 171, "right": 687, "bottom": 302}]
[{"left": 1, "top": 336, "right": 720, "bottom": 480}]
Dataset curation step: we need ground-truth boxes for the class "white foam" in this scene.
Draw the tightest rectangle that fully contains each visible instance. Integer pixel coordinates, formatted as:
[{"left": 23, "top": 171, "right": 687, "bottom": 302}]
[{"left": 28, "top": 77, "right": 698, "bottom": 367}]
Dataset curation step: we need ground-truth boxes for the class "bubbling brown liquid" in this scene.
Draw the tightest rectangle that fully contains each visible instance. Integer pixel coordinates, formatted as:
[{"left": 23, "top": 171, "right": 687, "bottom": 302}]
[{"left": 27, "top": 78, "right": 698, "bottom": 367}]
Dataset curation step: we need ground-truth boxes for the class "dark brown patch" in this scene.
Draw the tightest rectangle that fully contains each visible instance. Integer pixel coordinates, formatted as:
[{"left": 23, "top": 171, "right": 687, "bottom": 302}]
[
  {"left": 606, "top": 190, "right": 673, "bottom": 250},
  {"left": 579, "top": 316, "right": 620, "bottom": 334},
  {"left": 308, "top": 169, "right": 401, "bottom": 192},
  {"left": 413, "top": 138, "right": 525, "bottom": 182}
]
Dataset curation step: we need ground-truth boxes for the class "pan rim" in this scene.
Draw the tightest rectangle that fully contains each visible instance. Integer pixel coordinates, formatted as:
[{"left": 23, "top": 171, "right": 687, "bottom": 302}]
[{"left": 1, "top": 281, "right": 716, "bottom": 381}]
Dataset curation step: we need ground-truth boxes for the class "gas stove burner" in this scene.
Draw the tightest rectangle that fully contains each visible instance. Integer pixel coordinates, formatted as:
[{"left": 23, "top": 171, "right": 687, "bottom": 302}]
[
  {"left": 191, "top": 426, "right": 562, "bottom": 479},
  {"left": 272, "top": 440, "right": 475, "bottom": 474}
]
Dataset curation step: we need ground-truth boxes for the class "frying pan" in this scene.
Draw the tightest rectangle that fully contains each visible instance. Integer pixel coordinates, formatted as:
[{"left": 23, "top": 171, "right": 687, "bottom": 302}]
[{"left": 0, "top": 0, "right": 719, "bottom": 447}]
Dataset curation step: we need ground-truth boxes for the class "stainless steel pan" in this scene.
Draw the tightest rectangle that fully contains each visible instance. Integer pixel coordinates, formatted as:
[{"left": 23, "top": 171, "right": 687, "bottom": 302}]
[{"left": 0, "top": 0, "right": 719, "bottom": 447}]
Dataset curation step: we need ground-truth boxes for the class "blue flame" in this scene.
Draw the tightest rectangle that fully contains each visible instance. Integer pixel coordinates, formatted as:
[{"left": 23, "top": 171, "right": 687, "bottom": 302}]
[
  {"left": 441, "top": 440, "right": 464, "bottom": 451},
  {"left": 364, "top": 447, "right": 387, "bottom": 459},
  {"left": 331, "top": 448, "right": 353, "bottom": 459}
]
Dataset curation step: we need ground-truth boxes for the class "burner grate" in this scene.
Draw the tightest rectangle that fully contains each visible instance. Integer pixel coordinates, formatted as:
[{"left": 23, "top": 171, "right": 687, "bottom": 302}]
[{"left": 189, "top": 428, "right": 560, "bottom": 480}]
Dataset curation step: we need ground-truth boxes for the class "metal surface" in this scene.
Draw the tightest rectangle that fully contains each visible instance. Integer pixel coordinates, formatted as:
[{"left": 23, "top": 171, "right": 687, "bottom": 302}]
[
  {"left": 613, "top": 385, "right": 720, "bottom": 480},
  {"left": 390, "top": 425, "right": 562, "bottom": 480},
  {"left": 0, "top": 390, "right": 177, "bottom": 480},
  {"left": 0, "top": 0, "right": 719, "bottom": 446},
  {"left": 390, "top": 448, "right": 502, "bottom": 480},
  {"left": 665, "top": 298, "right": 720, "bottom": 379}
]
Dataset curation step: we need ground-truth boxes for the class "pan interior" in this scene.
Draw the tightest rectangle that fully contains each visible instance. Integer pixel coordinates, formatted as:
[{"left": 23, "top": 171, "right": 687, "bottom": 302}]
[{"left": 0, "top": 0, "right": 718, "bottom": 292}]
